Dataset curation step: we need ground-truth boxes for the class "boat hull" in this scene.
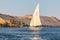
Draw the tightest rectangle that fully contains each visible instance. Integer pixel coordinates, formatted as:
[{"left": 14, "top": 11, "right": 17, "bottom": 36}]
[{"left": 29, "top": 26, "right": 42, "bottom": 30}]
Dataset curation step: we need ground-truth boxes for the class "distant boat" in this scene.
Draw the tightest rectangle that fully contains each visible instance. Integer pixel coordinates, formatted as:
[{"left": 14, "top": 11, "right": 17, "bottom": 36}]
[{"left": 29, "top": 4, "right": 42, "bottom": 30}]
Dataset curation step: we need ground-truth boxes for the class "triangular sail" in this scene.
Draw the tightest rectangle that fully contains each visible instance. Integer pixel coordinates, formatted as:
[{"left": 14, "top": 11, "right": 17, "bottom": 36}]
[{"left": 30, "top": 4, "right": 42, "bottom": 26}]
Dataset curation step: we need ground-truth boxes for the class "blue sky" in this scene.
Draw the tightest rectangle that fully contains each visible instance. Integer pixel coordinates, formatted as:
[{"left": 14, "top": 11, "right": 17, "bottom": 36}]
[{"left": 0, "top": 0, "right": 60, "bottom": 19}]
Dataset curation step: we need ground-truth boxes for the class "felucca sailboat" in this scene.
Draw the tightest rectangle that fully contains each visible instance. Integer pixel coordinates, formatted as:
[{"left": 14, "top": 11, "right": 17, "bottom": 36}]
[{"left": 29, "top": 4, "right": 42, "bottom": 30}]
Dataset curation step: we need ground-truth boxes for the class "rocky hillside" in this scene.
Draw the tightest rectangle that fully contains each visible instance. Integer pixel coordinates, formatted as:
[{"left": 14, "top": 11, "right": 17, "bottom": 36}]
[
  {"left": 0, "top": 13, "right": 23, "bottom": 27},
  {"left": 19, "top": 14, "right": 60, "bottom": 27},
  {"left": 40, "top": 16, "right": 60, "bottom": 27},
  {"left": 0, "top": 13, "right": 60, "bottom": 27}
]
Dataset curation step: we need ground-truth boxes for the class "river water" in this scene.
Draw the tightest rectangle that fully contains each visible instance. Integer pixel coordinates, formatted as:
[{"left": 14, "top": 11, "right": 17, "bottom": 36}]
[{"left": 0, "top": 27, "right": 60, "bottom": 40}]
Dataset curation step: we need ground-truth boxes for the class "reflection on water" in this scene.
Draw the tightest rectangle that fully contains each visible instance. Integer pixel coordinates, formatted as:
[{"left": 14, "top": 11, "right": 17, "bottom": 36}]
[
  {"left": 31, "top": 30, "right": 40, "bottom": 40},
  {"left": 31, "top": 37, "right": 40, "bottom": 40},
  {"left": 0, "top": 27, "right": 60, "bottom": 40}
]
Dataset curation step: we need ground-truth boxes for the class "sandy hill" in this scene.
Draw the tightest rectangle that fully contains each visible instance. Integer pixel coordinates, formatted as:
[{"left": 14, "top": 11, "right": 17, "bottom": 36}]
[
  {"left": 40, "top": 16, "right": 60, "bottom": 26},
  {"left": 21, "top": 15, "right": 60, "bottom": 27},
  {"left": 0, "top": 14, "right": 60, "bottom": 27}
]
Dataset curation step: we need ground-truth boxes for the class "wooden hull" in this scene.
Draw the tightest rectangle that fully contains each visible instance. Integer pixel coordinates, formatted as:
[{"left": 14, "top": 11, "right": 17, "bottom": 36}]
[{"left": 29, "top": 26, "right": 42, "bottom": 30}]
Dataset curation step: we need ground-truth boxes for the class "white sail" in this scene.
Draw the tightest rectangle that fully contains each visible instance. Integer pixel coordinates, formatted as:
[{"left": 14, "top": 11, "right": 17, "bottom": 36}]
[{"left": 30, "top": 4, "right": 42, "bottom": 27}]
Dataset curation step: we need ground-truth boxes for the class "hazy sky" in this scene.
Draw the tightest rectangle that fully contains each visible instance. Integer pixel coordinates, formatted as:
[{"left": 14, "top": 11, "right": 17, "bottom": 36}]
[{"left": 0, "top": 0, "right": 60, "bottom": 19}]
